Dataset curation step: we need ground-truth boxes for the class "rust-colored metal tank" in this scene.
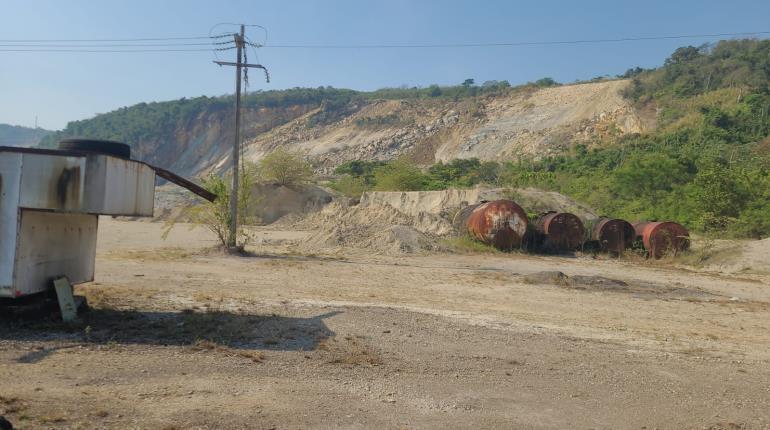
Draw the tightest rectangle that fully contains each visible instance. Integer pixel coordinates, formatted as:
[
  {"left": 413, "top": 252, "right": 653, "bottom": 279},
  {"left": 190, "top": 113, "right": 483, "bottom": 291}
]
[
  {"left": 590, "top": 217, "right": 635, "bottom": 254},
  {"left": 633, "top": 221, "right": 690, "bottom": 259},
  {"left": 534, "top": 212, "right": 586, "bottom": 252},
  {"left": 453, "top": 200, "right": 529, "bottom": 250}
]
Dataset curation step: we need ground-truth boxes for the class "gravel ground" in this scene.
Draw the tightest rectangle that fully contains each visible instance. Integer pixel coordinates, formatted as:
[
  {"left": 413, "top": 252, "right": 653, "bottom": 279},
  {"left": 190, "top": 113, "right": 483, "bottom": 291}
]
[{"left": 1, "top": 219, "right": 769, "bottom": 429}]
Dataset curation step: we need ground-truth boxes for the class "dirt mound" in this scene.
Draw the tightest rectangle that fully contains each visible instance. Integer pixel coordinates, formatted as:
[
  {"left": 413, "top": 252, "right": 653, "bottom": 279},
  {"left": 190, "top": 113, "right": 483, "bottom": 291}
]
[
  {"left": 362, "top": 187, "right": 597, "bottom": 220},
  {"left": 286, "top": 201, "right": 451, "bottom": 255},
  {"left": 248, "top": 183, "right": 333, "bottom": 224},
  {"left": 283, "top": 187, "right": 596, "bottom": 255},
  {"left": 699, "top": 237, "right": 770, "bottom": 274},
  {"left": 152, "top": 183, "right": 334, "bottom": 224},
  {"left": 521, "top": 271, "right": 716, "bottom": 300}
]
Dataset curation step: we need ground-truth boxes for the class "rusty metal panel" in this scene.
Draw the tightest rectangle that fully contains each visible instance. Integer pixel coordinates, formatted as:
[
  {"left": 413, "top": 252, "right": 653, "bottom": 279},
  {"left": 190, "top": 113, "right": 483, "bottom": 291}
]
[
  {"left": 534, "top": 212, "right": 586, "bottom": 252},
  {"left": 84, "top": 155, "right": 155, "bottom": 216},
  {"left": 18, "top": 153, "right": 86, "bottom": 212},
  {"left": 633, "top": 221, "right": 690, "bottom": 259},
  {"left": 13, "top": 210, "right": 97, "bottom": 296},
  {"left": 457, "top": 200, "right": 529, "bottom": 250},
  {"left": 0, "top": 152, "right": 22, "bottom": 297}
]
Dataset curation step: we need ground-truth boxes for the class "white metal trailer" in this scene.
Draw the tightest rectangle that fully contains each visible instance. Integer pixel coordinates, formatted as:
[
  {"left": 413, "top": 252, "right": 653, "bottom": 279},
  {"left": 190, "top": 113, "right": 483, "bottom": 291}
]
[{"left": 0, "top": 142, "right": 214, "bottom": 299}]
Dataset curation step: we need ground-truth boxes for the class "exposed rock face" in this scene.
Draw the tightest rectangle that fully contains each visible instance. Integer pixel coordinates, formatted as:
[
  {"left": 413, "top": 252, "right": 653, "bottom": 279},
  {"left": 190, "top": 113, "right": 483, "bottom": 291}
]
[
  {"left": 132, "top": 104, "right": 317, "bottom": 178},
  {"left": 129, "top": 80, "right": 643, "bottom": 180},
  {"left": 229, "top": 80, "right": 644, "bottom": 175}
]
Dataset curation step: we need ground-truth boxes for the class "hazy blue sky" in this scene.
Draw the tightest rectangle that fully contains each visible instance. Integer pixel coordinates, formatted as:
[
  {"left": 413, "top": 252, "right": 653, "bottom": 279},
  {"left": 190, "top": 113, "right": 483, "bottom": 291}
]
[{"left": 2, "top": 0, "right": 769, "bottom": 130}]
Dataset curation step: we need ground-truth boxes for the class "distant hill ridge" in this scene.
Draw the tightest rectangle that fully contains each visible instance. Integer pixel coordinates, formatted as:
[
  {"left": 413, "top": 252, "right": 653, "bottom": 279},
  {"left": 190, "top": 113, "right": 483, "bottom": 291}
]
[{"left": 0, "top": 123, "right": 52, "bottom": 147}]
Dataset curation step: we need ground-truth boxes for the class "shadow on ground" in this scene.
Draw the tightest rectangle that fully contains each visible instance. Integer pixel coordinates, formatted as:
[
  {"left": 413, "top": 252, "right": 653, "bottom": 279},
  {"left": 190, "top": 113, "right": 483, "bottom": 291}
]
[{"left": 0, "top": 305, "right": 338, "bottom": 361}]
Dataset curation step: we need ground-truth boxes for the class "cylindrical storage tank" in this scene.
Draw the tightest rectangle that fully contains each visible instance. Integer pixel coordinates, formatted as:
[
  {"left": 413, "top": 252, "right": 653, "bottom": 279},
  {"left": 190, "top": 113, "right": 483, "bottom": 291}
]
[
  {"left": 453, "top": 200, "right": 528, "bottom": 250},
  {"left": 633, "top": 221, "right": 690, "bottom": 259},
  {"left": 452, "top": 202, "right": 482, "bottom": 232},
  {"left": 590, "top": 217, "right": 635, "bottom": 254},
  {"left": 534, "top": 212, "right": 586, "bottom": 252}
]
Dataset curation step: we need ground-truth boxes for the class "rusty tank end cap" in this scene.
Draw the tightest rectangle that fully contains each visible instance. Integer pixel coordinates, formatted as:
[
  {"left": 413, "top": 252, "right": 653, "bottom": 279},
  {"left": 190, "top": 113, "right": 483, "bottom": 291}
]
[{"left": 59, "top": 138, "right": 131, "bottom": 160}]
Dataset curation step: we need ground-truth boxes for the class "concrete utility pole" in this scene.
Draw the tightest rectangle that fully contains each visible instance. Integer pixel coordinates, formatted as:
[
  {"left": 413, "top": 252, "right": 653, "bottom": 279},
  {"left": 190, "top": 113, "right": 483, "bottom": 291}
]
[{"left": 214, "top": 24, "right": 269, "bottom": 248}]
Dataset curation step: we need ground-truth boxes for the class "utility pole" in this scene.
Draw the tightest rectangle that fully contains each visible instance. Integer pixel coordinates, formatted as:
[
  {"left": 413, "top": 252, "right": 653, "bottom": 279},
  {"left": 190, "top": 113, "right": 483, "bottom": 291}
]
[
  {"left": 214, "top": 24, "right": 269, "bottom": 249},
  {"left": 229, "top": 25, "right": 244, "bottom": 249}
]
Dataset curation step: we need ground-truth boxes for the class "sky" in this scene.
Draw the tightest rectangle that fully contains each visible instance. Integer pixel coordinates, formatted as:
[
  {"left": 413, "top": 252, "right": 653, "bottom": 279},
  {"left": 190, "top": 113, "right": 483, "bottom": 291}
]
[{"left": 1, "top": 0, "right": 770, "bottom": 130}]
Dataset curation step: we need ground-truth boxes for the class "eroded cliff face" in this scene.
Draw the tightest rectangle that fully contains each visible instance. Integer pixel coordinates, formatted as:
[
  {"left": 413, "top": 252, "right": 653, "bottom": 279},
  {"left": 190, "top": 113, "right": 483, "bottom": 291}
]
[
  {"left": 128, "top": 103, "right": 317, "bottom": 177},
  {"left": 134, "top": 79, "right": 645, "bottom": 179},
  {"left": 220, "top": 80, "right": 645, "bottom": 175}
]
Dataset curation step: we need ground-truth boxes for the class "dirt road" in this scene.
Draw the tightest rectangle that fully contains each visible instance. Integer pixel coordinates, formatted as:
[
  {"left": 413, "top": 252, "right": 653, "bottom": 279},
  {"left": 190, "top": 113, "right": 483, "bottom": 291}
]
[{"left": 1, "top": 218, "right": 769, "bottom": 429}]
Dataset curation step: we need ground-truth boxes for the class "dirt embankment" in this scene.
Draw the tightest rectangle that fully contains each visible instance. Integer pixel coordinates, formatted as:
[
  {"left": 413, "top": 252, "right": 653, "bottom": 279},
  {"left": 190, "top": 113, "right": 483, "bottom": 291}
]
[
  {"left": 280, "top": 200, "right": 451, "bottom": 255},
  {"left": 361, "top": 187, "right": 597, "bottom": 220},
  {"left": 279, "top": 187, "right": 595, "bottom": 255},
  {"left": 696, "top": 237, "right": 770, "bottom": 274}
]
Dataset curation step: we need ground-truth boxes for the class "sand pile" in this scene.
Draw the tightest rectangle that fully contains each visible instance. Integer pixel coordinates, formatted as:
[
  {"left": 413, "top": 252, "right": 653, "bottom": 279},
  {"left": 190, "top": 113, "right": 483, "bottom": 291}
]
[
  {"left": 287, "top": 200, "right": 452, "bottom": 255},
  {"left": 700, "top": 237, "right": 770, "bottom": 274},
  {"left": 361, "top": 187, "right": 597, "bottom": 220},
  {"left": 282, "top": 187, "right": 598, "bottom": 255}
]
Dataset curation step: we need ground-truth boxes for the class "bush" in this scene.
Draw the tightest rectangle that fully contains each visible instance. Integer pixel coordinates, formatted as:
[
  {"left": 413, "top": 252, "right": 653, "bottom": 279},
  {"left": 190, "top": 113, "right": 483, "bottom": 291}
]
[
  {"left": 259, "top": 148, "right": 314, "bottom": 186},
  {"left": 330, "top": 175, "right": 368, "bottom": 198},
  {"left": 164, "top": 162, "right": 260, "bottom": 248},
  {"left": 372, "top": 159, "right": 426, "bottom": 191},
  {"left": 534, "top": 77, "right": 559, "bottom": 87}
]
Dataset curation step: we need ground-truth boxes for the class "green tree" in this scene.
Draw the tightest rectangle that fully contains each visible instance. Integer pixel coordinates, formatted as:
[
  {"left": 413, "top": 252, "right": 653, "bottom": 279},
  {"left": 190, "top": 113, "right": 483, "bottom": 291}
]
[
  {"left": 535, "top": 77, "right": 558, "bottom": 87},
  {"left": 259, "top": 148, "right": 314, "bottom": 186},
  {"left": 665, "top": 46, "right": 701, "bottom": 65}
]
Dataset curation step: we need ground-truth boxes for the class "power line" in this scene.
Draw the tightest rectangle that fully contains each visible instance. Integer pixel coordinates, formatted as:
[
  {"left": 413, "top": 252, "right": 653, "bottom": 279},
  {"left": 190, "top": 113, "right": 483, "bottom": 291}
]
[
  {"left": 0, "top": 47, "right": 235, "bottom": 52},
  {"left": 0, "top": 30, "right": 767, "bottom": 54},
  {"left": 0, "top": 35, "right": 230, "bottom": 42},
  {"left": 0, "top": 42, "right": 234, "bottom": 48},
  {"left": 260, "top": 31, "right": 770, "bottom": 49}
]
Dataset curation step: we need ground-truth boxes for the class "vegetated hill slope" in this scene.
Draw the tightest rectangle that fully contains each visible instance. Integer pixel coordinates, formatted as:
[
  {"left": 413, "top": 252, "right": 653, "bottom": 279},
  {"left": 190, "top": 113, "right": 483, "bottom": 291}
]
[
  {"left": 0, "top": 123, "right": 52, "bottom": 147},
  {"left": 42, "top": 80, "right": 644, "bottom": 178},
  {"left": 230, "top": 80, "right": 643, "bottom": 174},
  {"left": 40, "top": 95, "right": 321, "bottom": 176}
]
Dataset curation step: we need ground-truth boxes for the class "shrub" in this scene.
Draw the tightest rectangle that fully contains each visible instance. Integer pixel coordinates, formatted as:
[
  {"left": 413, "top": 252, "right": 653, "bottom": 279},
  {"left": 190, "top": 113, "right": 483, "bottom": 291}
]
[
  {"left": 372, "top": 159, "right": 426, "bottom": 191},
  {"left": 259, "top": 148, "right": 314, "bottom": 186},
  {"left": 331, "top": 175, "right": 368, "bottom": 198},
  {"left": 164, "top": 162, "right": 260, "bottom": 248}
]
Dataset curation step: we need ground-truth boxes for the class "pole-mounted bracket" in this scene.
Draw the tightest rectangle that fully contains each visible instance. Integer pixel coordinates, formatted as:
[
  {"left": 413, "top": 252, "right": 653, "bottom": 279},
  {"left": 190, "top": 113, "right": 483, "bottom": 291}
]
[{"left": 213, "top": 61, "right": 270, "bottom": 83}]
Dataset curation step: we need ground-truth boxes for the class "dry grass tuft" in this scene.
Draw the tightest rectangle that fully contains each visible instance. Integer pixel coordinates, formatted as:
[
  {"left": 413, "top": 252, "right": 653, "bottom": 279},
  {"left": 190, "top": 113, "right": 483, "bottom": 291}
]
[
  {"left": 262, "top": 258, "right": 306, "bottom": 268},
  {"left": 39, "top": 412, "right": 68, "bottom": 424},
  {"left": 105, "top": 247, "right": 197, "bottom": 261},
  {"left": 0, "top": 395, "right": 27, "bottom": 414},
  {"left": 441, "top": 236, "right": 501, "bottom": 254},
  {"left": 192, "top": 339, "right": 264, "bottom": 363},
  {"left": 325, "top": 337, "right": 382, "bottom": 366}
]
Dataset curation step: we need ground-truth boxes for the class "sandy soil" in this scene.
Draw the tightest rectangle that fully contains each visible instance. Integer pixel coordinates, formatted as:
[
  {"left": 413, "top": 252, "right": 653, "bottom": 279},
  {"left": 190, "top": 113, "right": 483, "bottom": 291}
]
[{"left": 1, "top": 218, "right": 769, "bottom": 429}]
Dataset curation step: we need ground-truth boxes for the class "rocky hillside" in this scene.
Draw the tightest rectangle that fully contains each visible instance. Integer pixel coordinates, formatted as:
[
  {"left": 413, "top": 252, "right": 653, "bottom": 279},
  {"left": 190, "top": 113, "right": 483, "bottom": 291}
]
[
  {"left": 0, "top": 123, "right": 52, "bottom": 147},
  {"left": 231, "top": 80, "right": 645, "bottom": 174},
  {"left": 42, "top": 80, "right": 646, "bottom": 178}
]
